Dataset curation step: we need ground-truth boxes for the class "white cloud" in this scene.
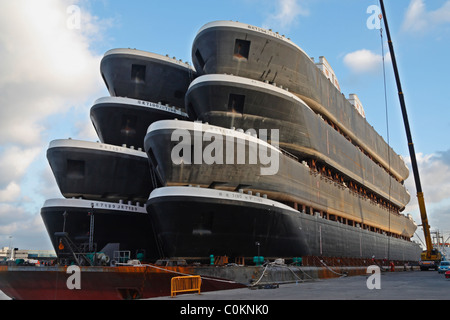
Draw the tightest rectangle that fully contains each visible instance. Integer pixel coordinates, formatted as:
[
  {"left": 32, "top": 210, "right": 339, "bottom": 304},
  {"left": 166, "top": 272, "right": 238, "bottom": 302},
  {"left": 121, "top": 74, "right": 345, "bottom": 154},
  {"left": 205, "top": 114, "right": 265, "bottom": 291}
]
[
  {"left": 343, "top": 49, "right": 391, "bottom": 74},
  {"left": 0, "top": 204, "right": 51, "bottom": 250},
  {"left": 0, "top": 146, "right": 41, "bottom": 190},
  {"left": 74, "top": 117, "right": 99, "bottom": 142},
  {"left": 404, "top": 152, "right": 450, "bottom": 205},
  {"left": 402, "top": 0, "right": 450, "bottom": 33},
  {"left": 36, "top": 165, "right": 63, "bottom": 200},
  {"left": 0, "top": 0, "right": 106, "bottom": 147},
  {"left": 0, "top": 182, "right": 21, "bottom": 203},
  {"left": 403, "top": 152, "right": 450, "bottom": 239},
  {"left": 0, "top": 204, "right": 28, "bottom": 228},
  {"left": 0, "top": 0, "right": 109, "bottom": 250},
  {"left": 263, "top": 0, "right": 309, "bottom": 30}
]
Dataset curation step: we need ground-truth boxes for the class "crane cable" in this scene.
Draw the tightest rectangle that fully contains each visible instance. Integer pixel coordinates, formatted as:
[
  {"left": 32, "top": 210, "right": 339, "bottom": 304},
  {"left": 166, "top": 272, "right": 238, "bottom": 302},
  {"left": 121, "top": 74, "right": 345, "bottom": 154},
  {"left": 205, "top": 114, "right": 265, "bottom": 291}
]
[{"left": 379, "top": 11, "right": 393, "bottom": 261}]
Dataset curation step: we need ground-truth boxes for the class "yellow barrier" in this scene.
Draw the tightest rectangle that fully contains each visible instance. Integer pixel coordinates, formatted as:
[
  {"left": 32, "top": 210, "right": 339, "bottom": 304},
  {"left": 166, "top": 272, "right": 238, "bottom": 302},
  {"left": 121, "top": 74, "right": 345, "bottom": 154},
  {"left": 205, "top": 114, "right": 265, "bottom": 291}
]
[{"left": 171, "top": 275, "right": 202, "bottom": 297}]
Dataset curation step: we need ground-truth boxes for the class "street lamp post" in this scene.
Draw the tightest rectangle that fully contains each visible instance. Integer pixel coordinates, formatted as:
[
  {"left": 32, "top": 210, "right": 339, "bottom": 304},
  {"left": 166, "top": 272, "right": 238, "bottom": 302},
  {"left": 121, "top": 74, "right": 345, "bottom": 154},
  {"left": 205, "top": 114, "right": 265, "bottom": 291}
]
[{"left": 8, "top": 236, "right": 13, "bottom": 260}]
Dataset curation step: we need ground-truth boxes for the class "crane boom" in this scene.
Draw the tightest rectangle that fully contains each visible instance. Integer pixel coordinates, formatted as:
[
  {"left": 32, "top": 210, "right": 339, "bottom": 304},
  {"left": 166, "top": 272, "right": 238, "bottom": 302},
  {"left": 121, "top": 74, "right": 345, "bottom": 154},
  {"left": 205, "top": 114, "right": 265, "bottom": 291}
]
[{"left": 378, "top": 0, "right": 438, "bottom": 263}]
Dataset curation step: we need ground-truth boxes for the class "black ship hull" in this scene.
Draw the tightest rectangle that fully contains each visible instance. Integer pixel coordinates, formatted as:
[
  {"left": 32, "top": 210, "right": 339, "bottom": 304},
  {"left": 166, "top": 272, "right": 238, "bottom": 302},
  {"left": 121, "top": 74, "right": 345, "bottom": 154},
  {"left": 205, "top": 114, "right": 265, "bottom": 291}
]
[
  {"left": 100, "top": 48, "right": 196, "bottom": 108},
  {"left": 191, "top": 21, "right": 409, "bottom": 182},
  {"left": 37, "top": 17, "right": 422, "bottom": 271},
  {"left": 47, "top": 139, "right": 154, "bottom": 203},
  {"left": 144, "top": 120, "right": 417, "bottom": 238},
  {"left": 146, "top": 187, "right": 421, "bottom": 261},
  {"left": 41, "top": 198, "right": 162, "bottom": 261},
  {"left": 185, "top": 74, "right": 409, "bottom": 209},
  {"left": 90, "top": 96, "right": 188, "bottom": 150}
]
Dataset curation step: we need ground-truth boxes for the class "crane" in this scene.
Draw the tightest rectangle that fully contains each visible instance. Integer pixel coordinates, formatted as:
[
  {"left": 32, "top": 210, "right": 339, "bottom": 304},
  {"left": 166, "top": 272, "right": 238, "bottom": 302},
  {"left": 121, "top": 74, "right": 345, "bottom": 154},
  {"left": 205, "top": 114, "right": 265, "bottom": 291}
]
[{"left": 379, "top": 0, "right": 441, "bottom": 270}]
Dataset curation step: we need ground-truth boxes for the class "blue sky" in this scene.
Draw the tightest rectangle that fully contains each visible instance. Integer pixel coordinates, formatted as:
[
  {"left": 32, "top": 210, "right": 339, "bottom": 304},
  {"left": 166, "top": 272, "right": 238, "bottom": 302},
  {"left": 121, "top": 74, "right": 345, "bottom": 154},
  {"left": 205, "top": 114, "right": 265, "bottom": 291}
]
[{"left": 1, "top": 0, "right": 449, "bottom": 251}]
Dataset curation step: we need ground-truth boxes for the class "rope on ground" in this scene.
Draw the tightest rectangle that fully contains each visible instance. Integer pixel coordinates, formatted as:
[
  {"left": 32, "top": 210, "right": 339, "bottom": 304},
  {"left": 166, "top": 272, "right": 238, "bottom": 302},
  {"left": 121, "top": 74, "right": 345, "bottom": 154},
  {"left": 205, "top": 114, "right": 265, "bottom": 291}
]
[
  {"left": 288, "top": 262, "right": 316, "bottom": 281},
  {"left": 250, "top": 263, "right": 270, "bottom": 286},
  {"left": 116, "top": 262, "right": 242, "bottom": 284},
  {"left": 314, "top": 257, "right": 348, "bottom": 277},
  {"left": 250, "top": 261, "right": 315, "bottom": 287}
]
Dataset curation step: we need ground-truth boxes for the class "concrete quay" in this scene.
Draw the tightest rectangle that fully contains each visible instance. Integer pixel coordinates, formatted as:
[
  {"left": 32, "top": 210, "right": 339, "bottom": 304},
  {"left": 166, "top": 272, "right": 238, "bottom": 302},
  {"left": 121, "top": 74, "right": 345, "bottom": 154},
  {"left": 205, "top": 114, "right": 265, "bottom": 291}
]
[{"left": 150, "top": 269, "right": 449, "bottom": 300}]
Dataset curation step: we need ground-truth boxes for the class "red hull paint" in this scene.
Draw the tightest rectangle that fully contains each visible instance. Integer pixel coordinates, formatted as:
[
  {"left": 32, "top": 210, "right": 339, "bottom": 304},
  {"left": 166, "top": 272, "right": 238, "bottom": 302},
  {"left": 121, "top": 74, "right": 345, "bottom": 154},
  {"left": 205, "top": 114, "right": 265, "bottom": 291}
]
[{"left": 0, "top": 265, "right": 244, "bottom": 300}]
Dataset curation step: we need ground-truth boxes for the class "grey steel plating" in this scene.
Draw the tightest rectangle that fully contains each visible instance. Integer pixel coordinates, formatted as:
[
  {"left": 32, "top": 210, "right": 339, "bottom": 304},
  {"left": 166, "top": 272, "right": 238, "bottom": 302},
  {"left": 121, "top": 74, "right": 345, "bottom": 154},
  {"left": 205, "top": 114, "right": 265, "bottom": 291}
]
[
  {"left": 90, "top": 96, "right": 188, "bottom": 150},
  {"left": 185, "top": 74, "right": 410, "bottom": 210},
  {"left": 144, "top": 122, "right": 417, "bottom": 238},
  {"left": 47, "top": 139, "right": 153, "bottom": 203},
  {"left": 146, "top": 187, "right": 421, "bottom": 261},
  {"left": 101, "top": 48, "right": 197, "bottom": 109},
  {"left": 191, "top": 21, "right": 408, "bottom": 182}
]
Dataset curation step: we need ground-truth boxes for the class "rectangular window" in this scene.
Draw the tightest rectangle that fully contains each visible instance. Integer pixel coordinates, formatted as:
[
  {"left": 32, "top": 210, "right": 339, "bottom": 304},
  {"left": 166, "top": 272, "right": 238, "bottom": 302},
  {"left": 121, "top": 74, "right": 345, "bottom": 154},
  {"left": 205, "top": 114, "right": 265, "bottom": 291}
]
[
  {"left": 67, "top": 159, "right": 85, "bottom": 179},
  {"left": 120, "top": 115, "right": 137, "bottom": 137},
  {"left": 234, "top": 39, "right": 250, "bottom": 60},
  {"left": 131, "top": 64, "right": 146, "bottom": 83},
  {"left": 228, "top": 94, "right": 245, "bottom": 114}
]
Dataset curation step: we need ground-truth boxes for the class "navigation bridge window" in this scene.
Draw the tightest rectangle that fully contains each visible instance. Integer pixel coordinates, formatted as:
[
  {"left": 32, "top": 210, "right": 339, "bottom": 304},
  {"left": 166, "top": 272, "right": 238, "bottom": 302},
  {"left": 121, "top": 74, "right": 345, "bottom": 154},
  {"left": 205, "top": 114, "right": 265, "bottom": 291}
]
[
  {"left": 131, "top": 64, "right": 146, "bottom": 83},
  {"left": 67, "top": 159, "right": 85, "bottom": 179},
  {"left": 121, "top": 115, "right": 137, "bottom": 137},
  {"left": 228, "top": 94, "right": 245, "bottom": 114},
  {"left": 234, "top": 39, "right": 250, "bottom": 60}
]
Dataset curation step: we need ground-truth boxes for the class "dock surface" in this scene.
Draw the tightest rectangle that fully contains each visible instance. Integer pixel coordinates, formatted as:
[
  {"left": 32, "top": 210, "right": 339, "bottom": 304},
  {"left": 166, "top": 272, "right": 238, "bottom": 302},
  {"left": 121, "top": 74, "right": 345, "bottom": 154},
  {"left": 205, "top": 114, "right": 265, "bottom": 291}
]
[
  {"left": 1, "top": 269, "right": 447, "bottom": 301},
  {"left": 149, "top": 270, "right": 449, "bottom": 300}
]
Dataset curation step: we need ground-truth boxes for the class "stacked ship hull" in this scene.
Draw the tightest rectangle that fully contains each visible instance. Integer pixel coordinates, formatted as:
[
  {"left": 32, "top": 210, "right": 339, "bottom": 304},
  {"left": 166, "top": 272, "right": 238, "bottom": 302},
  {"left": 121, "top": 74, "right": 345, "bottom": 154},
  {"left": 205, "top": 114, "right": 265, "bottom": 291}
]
[
  {"left": 41, "top": 50, "right": 196, "bottom": 262},
  {"left": 5, "top": 19, "right": 425, "bottom": 301},
  {"left": 144, "top": 20, "right": 421, "bottom": 262},
  {"left": 185, "top": 74, "right": 410, "bottom": 210},
  {"left": 144, "top": 120, "right": 419, "bottom": 260},
  {"left": 100, "top": 48, "right": 196, "bottom": 108},
  {"left": 147, "top": 187, "right": 419, "bottom": 261},
  {"left": 41, "top": 198, "right": 160, "bottom": 262},
  {"left": 191, "top": 20, "right": 408, "bottom": 182},
  {"left": 41, "top": 21, "right": 420, "bottom": 265},
  {"left": 90, "top": 96, "right": 188, "bottom": 150},
  {"left": 47, "top": 139, "right": 152, "bottom": 203}
]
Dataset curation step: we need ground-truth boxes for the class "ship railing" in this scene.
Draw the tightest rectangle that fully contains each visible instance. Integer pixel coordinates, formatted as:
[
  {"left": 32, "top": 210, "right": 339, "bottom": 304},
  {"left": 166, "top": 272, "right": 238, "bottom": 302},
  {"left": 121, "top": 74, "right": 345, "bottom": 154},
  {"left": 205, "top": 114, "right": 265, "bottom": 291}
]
[
  {"left": 278, "top": 145, "right": 404, "bottom": 219},
  {"left": 54, "top": 232, "right": 97, "bottom": 266},
  {"left": 112, "top": 250, "right": 131, "bottom": 265},
  {"left": 279, "top": 147, "right": 299, "bottom": 161},
  {"left": 171, "top": 275, "right": 202, "bottom": 297}
]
